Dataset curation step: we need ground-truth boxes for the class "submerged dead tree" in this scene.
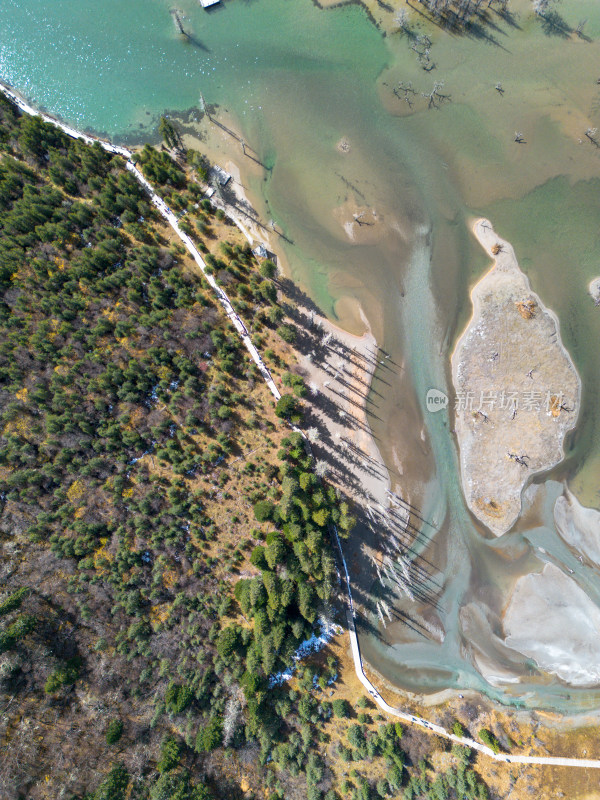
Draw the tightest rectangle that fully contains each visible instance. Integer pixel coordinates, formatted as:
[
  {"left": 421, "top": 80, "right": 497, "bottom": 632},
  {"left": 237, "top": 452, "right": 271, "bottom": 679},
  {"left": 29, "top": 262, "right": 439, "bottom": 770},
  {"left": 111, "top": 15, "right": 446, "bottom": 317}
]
[
  {"left": 394, "top": 8, "right": 411, "bottom": 32},
  {"left": 411, "top": 34, "right": 434, "bottom": 71},
  {"left": 394, "top": 81, "right": 418, "bottom": 109},
  {"left": 423, "top": 81, "right": 451, "bottom": 109},
  {"left": 585, "top": 127, "right": 599, "bottom": 147},
  {"left": 415, "top": 0, "right": 513, "bottom": 32},
  {"left": 170, "top": 8, "right": 188, "bottom": 37}
]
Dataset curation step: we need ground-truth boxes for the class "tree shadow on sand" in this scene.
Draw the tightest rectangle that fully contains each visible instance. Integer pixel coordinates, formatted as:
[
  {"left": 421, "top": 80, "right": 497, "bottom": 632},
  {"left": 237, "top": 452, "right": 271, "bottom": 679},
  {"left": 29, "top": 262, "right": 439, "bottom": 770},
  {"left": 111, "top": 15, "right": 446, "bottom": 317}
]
[
  {"left": 281, "top": 286, "right": 448, "bottom": 644},
  {"left": 539, "top": 10, "right": 572, "bottom": 38},
  {"left": 404, "top": 0, "right": 515, "bottom": 48}
]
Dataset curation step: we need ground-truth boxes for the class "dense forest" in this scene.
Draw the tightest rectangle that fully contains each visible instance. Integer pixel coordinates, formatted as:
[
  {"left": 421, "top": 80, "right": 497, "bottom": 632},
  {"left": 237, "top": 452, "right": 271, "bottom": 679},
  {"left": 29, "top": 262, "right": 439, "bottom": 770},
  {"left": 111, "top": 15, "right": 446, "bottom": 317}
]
[{"left": 0, "top": 95, "right": 491, "bottom": 800}]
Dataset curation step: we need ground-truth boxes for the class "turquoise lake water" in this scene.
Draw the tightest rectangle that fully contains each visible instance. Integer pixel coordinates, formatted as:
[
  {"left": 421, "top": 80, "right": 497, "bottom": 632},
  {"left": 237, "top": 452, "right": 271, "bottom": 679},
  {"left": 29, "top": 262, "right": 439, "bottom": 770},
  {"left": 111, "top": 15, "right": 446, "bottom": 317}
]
[{"left": 3, "top": 0, "right": 600, "bottom": 712}]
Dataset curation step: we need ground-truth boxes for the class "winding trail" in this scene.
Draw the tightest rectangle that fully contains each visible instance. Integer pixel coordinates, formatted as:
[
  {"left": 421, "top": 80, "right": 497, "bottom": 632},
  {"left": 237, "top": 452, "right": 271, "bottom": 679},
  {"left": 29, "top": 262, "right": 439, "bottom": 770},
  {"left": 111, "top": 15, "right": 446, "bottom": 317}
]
[
  {"left": 2, "top": 81, "right": 600, "bottom": 770},
  {"left": 333, "top": 528, "right": 600, "bottom": 768}
]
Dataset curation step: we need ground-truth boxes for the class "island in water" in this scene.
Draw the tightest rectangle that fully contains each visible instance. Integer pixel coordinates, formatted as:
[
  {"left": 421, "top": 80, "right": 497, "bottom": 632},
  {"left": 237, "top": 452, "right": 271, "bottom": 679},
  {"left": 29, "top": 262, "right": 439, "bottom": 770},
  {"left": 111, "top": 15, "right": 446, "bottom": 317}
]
[{"left": 451, "top": 219, "right": 580, "bottom": 536}]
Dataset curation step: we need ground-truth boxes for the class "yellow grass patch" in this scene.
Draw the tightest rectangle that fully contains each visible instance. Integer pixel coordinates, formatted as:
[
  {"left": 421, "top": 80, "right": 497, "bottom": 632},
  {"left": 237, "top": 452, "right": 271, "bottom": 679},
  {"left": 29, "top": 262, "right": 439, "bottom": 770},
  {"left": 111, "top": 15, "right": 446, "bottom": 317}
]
[
  {"left": 67, "top": 479, "right": 86, "bottom": 504},
  {"left": 163, "top": 569, "right": 179, "bottom": 589},
  {"left": 549, "top": 394, "right": 562, "bottom": 417},
  {"left": 127, "top": 407, "right": 146, "bottom": 429},
  {"left": 150, "top": 604, "right": 171, "bottom": 626},
  {"left": 516, "top": 299, "right": 536, "bottom": 319},
  {"left": 93, "top": 538, "right": 113, "bottom": 570},
  {"left": 3, "top": 416, "right": 31, "bottom": 436},
  {"left": 475, "top": 496, "right": 506, "bottom": 517}
]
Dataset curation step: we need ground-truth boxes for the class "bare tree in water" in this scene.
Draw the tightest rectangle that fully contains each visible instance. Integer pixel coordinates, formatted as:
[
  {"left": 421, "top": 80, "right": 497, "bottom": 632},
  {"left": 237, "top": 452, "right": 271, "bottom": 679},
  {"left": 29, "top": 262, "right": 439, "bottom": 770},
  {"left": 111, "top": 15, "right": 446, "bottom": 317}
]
[
  {"left": 423, "top": 82, "right": 451, "bottom": 109},
  {"left": 394, "top": 8, "right": 410, "bottom": 31},
  {"left": 532, "top": 0, "right": 555, "bottom": 15}
]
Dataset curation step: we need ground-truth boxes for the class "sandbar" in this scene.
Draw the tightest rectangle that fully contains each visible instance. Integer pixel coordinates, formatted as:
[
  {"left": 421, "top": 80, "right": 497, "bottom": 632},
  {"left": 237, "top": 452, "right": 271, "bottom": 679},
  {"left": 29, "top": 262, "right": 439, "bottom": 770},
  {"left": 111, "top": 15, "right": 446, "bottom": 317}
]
[
  {"left": 554, "top": 489, "right": 600, "bottom": 565},
  {"left": 504, "top": 563, "right": 600, "bottom": 687},
  {"left": 451, "top": 219, "right": 580, "bottom": 536}
]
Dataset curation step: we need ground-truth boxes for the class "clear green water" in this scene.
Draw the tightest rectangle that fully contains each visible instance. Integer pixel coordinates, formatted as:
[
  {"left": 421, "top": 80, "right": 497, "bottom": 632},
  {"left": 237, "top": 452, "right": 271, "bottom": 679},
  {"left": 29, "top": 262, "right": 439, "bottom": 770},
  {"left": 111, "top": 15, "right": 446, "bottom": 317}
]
[
  {"left": 4, "top": 0, "right": 600, "bottom": 712},
  {"left": 0, "top": 0, "right": 386, "bottom": 138}
]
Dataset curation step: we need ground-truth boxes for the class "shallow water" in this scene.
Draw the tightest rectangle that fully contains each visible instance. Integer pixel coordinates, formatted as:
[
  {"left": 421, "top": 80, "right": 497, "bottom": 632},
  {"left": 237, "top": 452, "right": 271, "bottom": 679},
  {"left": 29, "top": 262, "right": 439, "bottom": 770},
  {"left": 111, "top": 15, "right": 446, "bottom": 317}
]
[{"left": 3, "top": 0, "right": 600, "bottom": 711}]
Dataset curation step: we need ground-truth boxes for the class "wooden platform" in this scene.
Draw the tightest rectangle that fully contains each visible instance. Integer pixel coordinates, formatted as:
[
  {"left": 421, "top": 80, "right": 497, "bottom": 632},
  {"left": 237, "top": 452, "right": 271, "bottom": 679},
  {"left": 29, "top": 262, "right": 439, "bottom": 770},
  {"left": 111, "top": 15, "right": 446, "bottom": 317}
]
[{"left": 199, "top": 0, "right": 220, "bottom": 8}]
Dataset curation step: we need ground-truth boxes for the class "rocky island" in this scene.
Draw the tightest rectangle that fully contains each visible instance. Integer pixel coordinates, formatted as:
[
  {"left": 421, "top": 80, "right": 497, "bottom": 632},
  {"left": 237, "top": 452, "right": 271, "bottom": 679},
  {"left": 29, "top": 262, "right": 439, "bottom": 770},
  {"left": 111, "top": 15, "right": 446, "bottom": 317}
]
[
  {"left": 589, "top": 276, "right": 600, "bottom": 306},
  {"left": 451, "top": 219, "right": 580, "bottom": 536}
]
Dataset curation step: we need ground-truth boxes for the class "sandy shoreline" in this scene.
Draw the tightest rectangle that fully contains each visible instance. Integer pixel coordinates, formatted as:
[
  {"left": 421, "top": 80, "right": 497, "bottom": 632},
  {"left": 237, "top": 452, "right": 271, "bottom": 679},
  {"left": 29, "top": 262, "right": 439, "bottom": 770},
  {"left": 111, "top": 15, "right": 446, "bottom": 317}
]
[
  {"left": 180, "top": 112, "right": 285, "bottom": 260},
  {"left": 451, "top": 218, "right": 581, "bottom": 536},
  {"left": 179, "top": 107, "right": 394, "bottom": 513},
  {"left": 291, "top": 297, "right": 391, "bottom": 513},
  {"left": 180, "top": 105, "right": 470, "bottom": 707}
]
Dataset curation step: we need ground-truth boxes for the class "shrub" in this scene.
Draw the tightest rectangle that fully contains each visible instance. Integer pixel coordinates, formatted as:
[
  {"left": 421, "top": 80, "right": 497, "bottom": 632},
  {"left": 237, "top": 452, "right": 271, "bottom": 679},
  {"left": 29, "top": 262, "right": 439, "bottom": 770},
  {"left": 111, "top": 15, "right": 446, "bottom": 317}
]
[
  {"left": 282, "top": 372, "right": 307, "bottom": 398},
  {"left": 266, "top": 306, "right": 283, "bottom": 325},
  {"left": 253, "top": 500, "right": 275, "bottom": 522},
  {"left": 44, "top": 656, "right": 81, "bottom": 694},
  {"left": 259, "top": 260, "right": 277, "bottom": 279},
  {"left": 274, "top": 394, "right": 300, "bottom": 420},
  {"left": 339, "top": 744, "right": 353, "bottom": 762},
  {"left": 276, "top": 324, "right": 297, "bottom": 343},
  {"left": 106, "top": 718, "right": 124, "bottom": 745},
  {"left": 250, "top": 545, "right": 268, "bottom": 570},
  {"left": 196, "top": 716, "right": 223, "bottom": 752},
  {"left": 0, "top": 587, "right": 29, "bottom": 617},
  {"left": 332, "top": 698, "right": 351, "bottom": 718},
  {"left": 157, "top": 736, "right": 181, "bottom": 773},
  {"left": 150, "top": 772, "right": 212, "bottom": 800},
  {"left": 0, "top": 614, "right": 36, "bottom": 653},
  {"left": 94, "top": 764, "right": 129, "bottom": 800},
  {"left": 478, "top": 728, "right": 500, "bottom": 754},
  {"left": 165, "top": 681, "right": 193, "bottom": 715},
  {"left": 258, "top": 280, "right": 277, "bottom": 303},
  {"left": 216, "top": 626, "right": 240, "bottom": 660},
  {"left": 347, "top": 724, "right": 365, "bottom": 749}
]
